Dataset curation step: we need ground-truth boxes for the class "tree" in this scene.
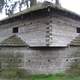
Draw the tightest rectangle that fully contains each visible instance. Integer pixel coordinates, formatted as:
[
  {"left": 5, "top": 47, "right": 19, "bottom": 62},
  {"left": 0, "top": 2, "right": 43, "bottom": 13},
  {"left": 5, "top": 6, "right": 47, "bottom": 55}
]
[
  {"left": 55, "top": 0, "right": 61, "bottom": 7},
  {"left": 0, "top": 0, "right": 5, "bottom": 12},
  {"left": 5, "top": 0, "right": 18, "bottom": 15},
  {"left": 19, "top": 0, "right": 30, "bottom": 12},
  {"left": 0, "top": 0, "right": 17, "bottom": 15},
  {"left": 0, "top": 0, "right": 61, "bottom": 16},
  {"left": 0, "top": 0, "right": 37, "bottom": 16},
  {"left": 30, "top": 0, "right": 37, "bottom": 7}
]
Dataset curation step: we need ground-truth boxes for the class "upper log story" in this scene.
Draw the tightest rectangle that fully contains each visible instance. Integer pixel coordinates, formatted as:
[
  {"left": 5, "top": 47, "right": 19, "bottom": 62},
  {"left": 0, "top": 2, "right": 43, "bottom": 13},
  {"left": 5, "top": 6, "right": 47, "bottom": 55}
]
[{"left": 0, "top": 5, "right": 80, "bottom": 47}]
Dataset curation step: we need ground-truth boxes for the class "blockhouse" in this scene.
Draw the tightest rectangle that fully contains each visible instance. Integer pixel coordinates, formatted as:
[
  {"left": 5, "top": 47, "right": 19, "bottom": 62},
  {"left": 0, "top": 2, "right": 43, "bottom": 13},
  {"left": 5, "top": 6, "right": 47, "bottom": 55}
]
[{"left": 0, "top": 3, "right": 80, "bottom": 74}]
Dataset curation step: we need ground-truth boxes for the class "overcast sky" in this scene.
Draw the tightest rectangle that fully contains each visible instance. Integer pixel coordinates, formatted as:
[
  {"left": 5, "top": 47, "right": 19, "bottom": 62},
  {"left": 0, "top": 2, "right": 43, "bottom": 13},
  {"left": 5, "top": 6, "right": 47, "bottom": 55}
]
[{"left": 0, "top": 0, "right": 80, "bottom": 20}]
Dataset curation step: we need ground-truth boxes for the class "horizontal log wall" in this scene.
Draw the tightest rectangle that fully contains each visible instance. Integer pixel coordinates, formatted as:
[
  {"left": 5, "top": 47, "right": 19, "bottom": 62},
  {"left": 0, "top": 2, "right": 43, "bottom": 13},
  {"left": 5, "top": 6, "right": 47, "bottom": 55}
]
[
  {"left": 0, "top": 14, "right": 79, "bottom": 46},
  {"left": 0, "top": 17, "right": 50, "bottom": 46},
  {"left": 0, "top": 46, "right": 79, "bottom": 74},
  {"left": 50, "top": 16, "right": 79, "bottom": 46}
]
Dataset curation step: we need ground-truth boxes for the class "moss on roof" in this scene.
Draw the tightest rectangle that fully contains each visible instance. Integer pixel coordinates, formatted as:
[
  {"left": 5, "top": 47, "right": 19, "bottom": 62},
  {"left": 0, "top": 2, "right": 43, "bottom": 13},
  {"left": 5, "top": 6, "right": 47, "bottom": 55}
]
[{"left": 0, "top": 35, "right": 28, "bottom": 47}]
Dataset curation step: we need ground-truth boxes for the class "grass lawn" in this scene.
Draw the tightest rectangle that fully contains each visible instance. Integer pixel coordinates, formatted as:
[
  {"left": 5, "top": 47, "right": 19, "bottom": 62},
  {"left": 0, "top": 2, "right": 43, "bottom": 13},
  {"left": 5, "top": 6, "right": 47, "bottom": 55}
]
[
  {"left": 30, "top": 74, "right": 80, "bottom": 80},
  {"left": 0, "top": 72, "right": 80, "bottom": 80},
  {"left": 0, "top": 68, "right": 80, "bottom": 80}
]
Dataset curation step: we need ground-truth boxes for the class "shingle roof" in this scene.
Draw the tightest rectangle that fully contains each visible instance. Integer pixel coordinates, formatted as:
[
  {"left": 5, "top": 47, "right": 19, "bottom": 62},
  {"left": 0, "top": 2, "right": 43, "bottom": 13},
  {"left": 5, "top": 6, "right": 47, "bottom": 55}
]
[
  {"left": 0, "top": 35, "right": 29, "bottom": 47},
  {"left": 0, "top": 3, "right": 80, "bottom": 23}
]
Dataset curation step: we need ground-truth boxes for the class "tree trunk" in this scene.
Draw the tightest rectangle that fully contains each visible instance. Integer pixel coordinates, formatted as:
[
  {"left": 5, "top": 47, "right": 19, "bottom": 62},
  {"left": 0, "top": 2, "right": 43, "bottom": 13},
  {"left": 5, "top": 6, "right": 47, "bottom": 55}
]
[
  {"left": 55, "top": 0, "right": 60, "bottom": 7},
  {"left": 30, "top": 0, "right": 37, "bottom": 7}
]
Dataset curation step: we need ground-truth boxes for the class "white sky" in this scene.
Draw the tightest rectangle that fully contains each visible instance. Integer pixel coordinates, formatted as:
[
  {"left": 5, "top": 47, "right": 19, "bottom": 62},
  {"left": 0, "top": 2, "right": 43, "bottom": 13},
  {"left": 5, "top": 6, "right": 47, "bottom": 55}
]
[{"left": 0, "top": 0, "right": 80, "bottom": 20}]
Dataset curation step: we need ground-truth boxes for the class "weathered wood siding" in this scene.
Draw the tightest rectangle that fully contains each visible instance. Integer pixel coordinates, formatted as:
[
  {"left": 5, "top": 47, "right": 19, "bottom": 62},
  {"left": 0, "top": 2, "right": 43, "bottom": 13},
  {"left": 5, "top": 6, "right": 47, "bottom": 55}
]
[
  {"left": 0, "top": 47, "right": 72, "bottom": 74},
  {"left": 49, "top": 16, "right": 79, "bottom": 46},
  {"left": 0, "top": 13, "right": 80, "bottom": 47},
  {"left": 0, "top": 46, "right": 79, "bottom": 74},
  {"left": 0, "top": 17, "right": 49, "bottom": 46},
  {"left": 0, "top": 10, "right": 80, "bottom": 74},
  {"left": 18, "top": 18, "right": 48, "bottom": 46}
]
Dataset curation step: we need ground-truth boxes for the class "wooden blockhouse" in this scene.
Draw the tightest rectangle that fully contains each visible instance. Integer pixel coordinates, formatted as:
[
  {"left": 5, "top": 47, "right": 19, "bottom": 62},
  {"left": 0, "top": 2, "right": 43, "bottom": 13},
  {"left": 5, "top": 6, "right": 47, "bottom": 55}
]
[{"left": 0, "top": 3, "right": 80, "bottom": 74}]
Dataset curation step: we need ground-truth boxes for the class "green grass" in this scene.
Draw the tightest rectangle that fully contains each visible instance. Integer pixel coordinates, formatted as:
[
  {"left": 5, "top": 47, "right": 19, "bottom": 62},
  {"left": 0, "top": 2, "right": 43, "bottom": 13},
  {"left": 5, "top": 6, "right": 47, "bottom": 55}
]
[
  {"left": 32, "top": 73, "right": 80, "bottom": 80},
  {"left": 0, "top": 72, "right": 80, "bottom": 80},
  {"left": 30, "top": 74, "right": 80, "bottom": 80},
  {"left": 0, "top": 68, "right": 80, "bottom": 80}
]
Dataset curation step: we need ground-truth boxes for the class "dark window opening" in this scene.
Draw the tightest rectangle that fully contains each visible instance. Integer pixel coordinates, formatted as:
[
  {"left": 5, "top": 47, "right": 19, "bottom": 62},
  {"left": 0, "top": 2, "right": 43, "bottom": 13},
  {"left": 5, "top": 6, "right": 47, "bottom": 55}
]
[
  {"left": 45, "top": 22, "right": 49, "bottom": 25},
  {"left": 18, "top": 59, "right": 22, "bottom": 62},
  {"left": 75, "top": 59, "right": 77, "bottom": 62},
  {"left": 13, "top": 27, "right": 18, "bottom": 33},
  {"left": 9, "top": 59, "right": 13, "bottom": 62},
  {"left": 66, "top": 59, "right": 68, "bottom": 61},
  {"left": 77, "top": 27, "right": 80, "bottom": 33},
  {"left": 28, "top": 60, "right": 31, "bottom": 62},
  {"left": 48, "top": 59, "right": 51, "bottom": 62}
]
